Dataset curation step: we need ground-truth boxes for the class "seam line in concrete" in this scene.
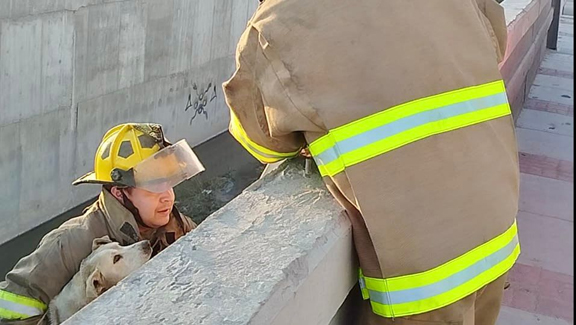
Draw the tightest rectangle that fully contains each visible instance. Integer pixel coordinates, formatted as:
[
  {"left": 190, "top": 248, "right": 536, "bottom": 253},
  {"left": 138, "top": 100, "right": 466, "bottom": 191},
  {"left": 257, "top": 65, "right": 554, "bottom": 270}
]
[
  {"left": 523, "top": 108, "right": 574, "bottom": 117},
  {"left": 517, "top": 126, "right": 575, "bottom": 138},
  {"left": 0, "top": 1, "right": 136, "bottom": 22},
  {"left": 516, "top": 124, "right": 575, "bottom": 136},
  {"left": 518, "top": 208, "right": 575, "bottom": 223}
]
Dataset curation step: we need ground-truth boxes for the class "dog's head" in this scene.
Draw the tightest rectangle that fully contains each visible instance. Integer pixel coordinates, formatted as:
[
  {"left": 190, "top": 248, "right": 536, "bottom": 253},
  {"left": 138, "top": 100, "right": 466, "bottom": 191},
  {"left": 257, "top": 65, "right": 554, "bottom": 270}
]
[{"left": 82, "top": 236, "right": 152, "bottom": 299}]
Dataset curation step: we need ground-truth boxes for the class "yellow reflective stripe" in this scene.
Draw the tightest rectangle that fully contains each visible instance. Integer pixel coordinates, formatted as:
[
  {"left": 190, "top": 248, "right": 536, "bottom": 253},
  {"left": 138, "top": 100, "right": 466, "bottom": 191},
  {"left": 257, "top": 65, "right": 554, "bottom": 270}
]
[
  {"left": 370, "top": 244, "right": 519, "bottom": 317},
  {"left": 317, "top": 156, "right": 345, "bottom": 178},
  {"left": 362, "top": 221, "right": 519, "bottom": 318},
  {"left": 0, "top": 290, "right": 46, "bottom": 310},
  {"left": 0, "top": 290, "right": 46, "bottom": 320},
  {"left": 310, "top": 80, "right": 511, "bottom": 177},
  {"left": 322, "top": 104, "right": 510, "bottom": 177},
  {"left": 331, "top": 80, "right": 506, "bottom": 141},
  {"left": 381, "top": 221, "right": 518, "bottom": 290},
  {"left": 229, "top": 110, "right": 299, "bottom": 164},
  {"left": 0, "top": 307, "right": 31, "bottom": 320}
]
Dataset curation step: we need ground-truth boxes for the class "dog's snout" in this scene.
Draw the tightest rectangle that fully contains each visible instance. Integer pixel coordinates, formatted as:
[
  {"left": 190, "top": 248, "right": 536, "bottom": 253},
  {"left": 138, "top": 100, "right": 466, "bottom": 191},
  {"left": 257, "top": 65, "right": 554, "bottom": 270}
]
[{"left": 140, "top": 240, "right": 152, "bottom": 255}]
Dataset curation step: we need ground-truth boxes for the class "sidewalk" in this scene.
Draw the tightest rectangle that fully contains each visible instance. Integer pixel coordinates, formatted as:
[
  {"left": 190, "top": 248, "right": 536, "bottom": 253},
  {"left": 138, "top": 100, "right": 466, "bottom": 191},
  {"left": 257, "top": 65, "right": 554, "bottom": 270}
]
[{"left": 497, "top": 6, "right": 574, "bottom": 325}]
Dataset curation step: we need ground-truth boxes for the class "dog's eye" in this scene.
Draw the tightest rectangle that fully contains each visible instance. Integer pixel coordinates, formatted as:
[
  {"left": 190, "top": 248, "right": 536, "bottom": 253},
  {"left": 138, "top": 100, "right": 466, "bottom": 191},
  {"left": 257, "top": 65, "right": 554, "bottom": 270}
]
[{"left": 113, "top": 255, "right": 122, "bottom": 264}]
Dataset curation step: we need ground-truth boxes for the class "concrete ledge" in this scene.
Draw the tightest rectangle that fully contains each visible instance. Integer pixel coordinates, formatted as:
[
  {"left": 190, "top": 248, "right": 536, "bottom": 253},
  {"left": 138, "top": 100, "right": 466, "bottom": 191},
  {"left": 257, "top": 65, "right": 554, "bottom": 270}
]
[
  {"left": 65, "top": 160, "right": 355, "bottom": 325},
  {"left": 500, "top": 0, "right": 554, "bottom": 120}
]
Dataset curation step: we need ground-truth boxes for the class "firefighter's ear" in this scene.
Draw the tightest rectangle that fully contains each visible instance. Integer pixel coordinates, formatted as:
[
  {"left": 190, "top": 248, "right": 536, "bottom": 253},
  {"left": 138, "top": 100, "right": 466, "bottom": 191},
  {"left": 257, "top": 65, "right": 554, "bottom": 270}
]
[
  {"left": 85, "top": 268, "right": 110, "bottom": 298},
  {"left": 109, "top": 186, "right": 125, "bottom": 201},
  {"left": 92, "top": 236, "right": 113, "bottom": 251}
]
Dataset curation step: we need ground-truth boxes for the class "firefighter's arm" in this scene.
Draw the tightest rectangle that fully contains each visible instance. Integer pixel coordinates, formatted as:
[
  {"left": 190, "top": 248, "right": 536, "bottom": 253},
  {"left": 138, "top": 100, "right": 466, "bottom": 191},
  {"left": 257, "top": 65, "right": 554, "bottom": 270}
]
[
  {"left": 223, "top": 28, "right": 306, "bottom": 164},
  {"left": 0, "top": 240, "right": 59, "bottom": 320},
  {"left": 0, "top": 231, "right": 86, "bottom": 321},
  {"left": 476, "top": 0, "right": 508, "bottom": 62}
]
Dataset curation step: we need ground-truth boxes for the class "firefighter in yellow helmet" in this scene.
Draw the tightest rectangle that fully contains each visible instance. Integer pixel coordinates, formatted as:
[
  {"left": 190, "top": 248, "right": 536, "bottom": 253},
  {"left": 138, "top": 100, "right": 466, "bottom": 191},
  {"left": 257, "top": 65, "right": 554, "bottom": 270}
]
[{"left": 0, "top": 123, "right": 204, "bottom": 324}]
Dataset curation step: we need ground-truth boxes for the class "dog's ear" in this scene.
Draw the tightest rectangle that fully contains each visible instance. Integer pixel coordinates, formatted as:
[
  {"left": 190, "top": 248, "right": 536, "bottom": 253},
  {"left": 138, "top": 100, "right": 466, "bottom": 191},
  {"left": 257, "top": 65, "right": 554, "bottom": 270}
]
[
  {"left": 85, "top": 268, "right": 110, "bottom": 298},
  {"left": 92, "top": 235, "right": 113, "bottom": 251}
]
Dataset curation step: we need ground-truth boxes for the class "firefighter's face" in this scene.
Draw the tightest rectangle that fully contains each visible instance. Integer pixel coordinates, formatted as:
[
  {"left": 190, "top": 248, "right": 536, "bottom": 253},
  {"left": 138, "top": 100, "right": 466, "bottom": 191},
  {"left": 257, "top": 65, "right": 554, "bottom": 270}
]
[{"left": 121, "top": 187, "right": 175, "bottom": 228}]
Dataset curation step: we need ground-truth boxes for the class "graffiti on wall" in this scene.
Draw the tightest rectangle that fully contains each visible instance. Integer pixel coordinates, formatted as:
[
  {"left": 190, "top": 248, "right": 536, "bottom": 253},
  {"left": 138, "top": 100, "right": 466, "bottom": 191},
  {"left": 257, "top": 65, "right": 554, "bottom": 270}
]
[{"left": 185, "top": 82, "right": 217, "bottom": 124}]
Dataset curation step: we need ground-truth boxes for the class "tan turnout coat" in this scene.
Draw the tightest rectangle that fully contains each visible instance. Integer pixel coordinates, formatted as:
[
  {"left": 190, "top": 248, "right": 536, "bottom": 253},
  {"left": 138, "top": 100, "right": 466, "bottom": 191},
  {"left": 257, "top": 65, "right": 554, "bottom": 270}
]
[{"left": 224, "top": 0, "right": 519, "bottom": 320}]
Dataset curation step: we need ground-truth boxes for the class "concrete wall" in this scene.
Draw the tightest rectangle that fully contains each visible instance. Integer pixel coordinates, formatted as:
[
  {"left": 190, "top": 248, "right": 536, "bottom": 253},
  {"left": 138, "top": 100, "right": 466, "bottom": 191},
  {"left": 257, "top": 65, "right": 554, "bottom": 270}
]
[
  {"left": 0, "top": 0, "right": 260, "bottom": 245},
  {"left": 500, "top": 0, "right": 554, "bottom": 120}
]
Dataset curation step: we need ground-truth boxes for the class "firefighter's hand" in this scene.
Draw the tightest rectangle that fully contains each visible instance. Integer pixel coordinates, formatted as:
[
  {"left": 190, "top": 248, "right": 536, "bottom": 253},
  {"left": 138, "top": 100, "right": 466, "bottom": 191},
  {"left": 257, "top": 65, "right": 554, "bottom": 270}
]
[{"left": 300, "top": 148, "right": 312, "bottom": 158}]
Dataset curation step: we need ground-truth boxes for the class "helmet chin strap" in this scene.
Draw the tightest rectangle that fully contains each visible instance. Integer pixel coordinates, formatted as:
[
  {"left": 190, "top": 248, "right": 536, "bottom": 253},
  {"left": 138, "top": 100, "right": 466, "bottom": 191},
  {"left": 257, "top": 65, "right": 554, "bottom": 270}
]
[{"left": 120, "top": 189, "right": 152, "bottom": 229}]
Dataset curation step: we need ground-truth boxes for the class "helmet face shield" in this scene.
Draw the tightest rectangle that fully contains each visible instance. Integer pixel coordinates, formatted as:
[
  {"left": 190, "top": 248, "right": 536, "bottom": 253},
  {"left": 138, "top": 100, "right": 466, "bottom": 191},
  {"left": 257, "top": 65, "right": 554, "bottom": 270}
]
[{"left": 130, "top": 140, "right": 204, "bottom": 193}]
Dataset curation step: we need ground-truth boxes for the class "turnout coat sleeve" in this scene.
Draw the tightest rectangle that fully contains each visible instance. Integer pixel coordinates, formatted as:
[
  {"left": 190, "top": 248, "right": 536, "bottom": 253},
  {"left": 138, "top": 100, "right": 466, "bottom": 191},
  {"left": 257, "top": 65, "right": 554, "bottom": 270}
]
[
  {"left": 223, "top": 25, "right": 320, "bottom": 164},
  {"left": 0, "top": 225, "right": 96, "bottom": 320}
]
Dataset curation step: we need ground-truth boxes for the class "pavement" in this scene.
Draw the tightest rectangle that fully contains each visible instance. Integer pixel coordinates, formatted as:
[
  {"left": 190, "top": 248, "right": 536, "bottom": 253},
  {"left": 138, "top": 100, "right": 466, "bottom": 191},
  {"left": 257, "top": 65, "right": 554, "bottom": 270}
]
[{"left": 497, "top": 4, "right": 574, "bottom": 324}]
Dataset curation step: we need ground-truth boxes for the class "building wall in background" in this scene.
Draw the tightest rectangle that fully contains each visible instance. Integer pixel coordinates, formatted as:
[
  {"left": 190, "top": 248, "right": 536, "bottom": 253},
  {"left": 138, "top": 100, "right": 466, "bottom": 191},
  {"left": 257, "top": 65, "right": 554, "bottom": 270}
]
[{"left": 0, "top": 0, "right": 260, "bottom": 245}]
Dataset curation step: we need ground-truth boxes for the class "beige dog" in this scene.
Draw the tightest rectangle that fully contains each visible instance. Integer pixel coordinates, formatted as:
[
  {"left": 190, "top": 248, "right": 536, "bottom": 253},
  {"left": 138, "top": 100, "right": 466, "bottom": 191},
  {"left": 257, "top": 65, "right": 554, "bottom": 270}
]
[{"left": 47, "top": 236, "right": 152, "bottom": 324}]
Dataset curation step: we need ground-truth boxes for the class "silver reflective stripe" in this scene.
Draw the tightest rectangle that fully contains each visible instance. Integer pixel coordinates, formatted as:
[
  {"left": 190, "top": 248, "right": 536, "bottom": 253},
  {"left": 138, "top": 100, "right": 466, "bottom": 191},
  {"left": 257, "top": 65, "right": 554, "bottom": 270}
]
[
  {"left": 0, "top": 299, "right": 44, "bottom": 318},
  {"left": 368, "top": 235, "right": 519, "bottom": 305},
  {"left": 315, "top": 92, "right": 509, "bottom": 165},
  {"left": 359, "top": 276, "right": 367, "bottom": 290}
]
